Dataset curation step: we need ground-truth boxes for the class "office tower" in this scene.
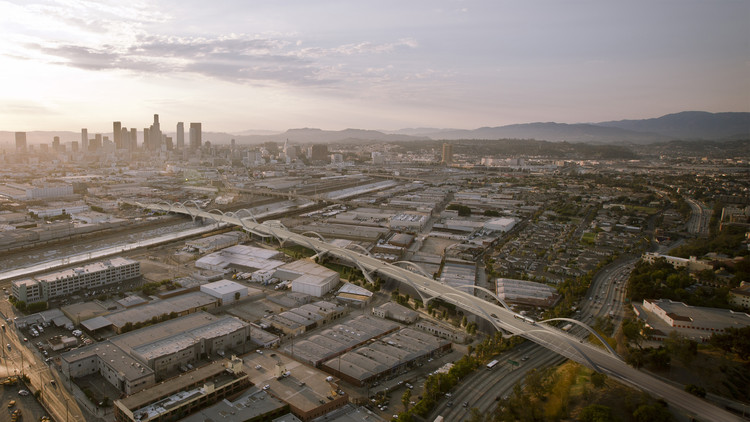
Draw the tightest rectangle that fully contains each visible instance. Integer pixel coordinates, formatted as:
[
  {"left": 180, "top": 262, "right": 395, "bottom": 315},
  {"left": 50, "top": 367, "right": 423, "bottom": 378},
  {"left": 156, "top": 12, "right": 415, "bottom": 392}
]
[
  {"left": 52, "top": 136, "right": 60, "bottom": 152},
  {"left": 121, "top": 127, "right": 130, "bottom": 150},
  {"left": 165, "top": 137, "right": 173, "bottom": 150},
  {"left": 231, "top": 139, "right": 236, "bottom": 149},
  {"left": 90, "top": 134, "right": 102, "bottom": 152},
  {"left": 71, "top": 141, "right": 79, "bottom": 152},
  {"left": 130, "top": 128, "right": 137, "bottom": 150},
  {"left": 15, "top": 132, "right": 27, "bottom": 152},
  {"left": 143, "top": 128, "right": 150, "bottom": 150},
  {"left": 81, "top": 128, "right": 88, "bottom": 152},
  {"left": 176, "top": 122, "right": 184, "bottom": 149},
  {"left": 310, "top": 144, "right": 328, "bottom": 161},
  {"left": 441, "top": 143, "right": 453, "bottom": 165},
  {"left": 148, "top": 114, "right": 162, "bottom": 150},
  {"left": 113, "top": 121, "right": 122, "bottom": 149},
  {"left": 189, "top": 122, "right": 202, "bottom": 150}
]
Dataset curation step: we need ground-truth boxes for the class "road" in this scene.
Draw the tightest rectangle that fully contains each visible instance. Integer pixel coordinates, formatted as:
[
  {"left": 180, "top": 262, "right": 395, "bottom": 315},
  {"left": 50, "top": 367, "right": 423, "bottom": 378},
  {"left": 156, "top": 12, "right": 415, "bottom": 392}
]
[
  {"left": 142, "top": 202, "right": 742, "bottom": 422},
  {"left": 0, "top": 308, "right": 86, "bottom": 422},
  {"left": 686, "top": 197, "right": 711, "bottom": 236}
]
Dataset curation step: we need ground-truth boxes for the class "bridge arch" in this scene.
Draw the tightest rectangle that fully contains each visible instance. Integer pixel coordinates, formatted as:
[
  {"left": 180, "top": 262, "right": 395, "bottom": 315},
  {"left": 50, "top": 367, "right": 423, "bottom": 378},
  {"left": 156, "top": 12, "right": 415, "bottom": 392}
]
[
  {"left": 229, "top": 208, "right": 259, "bottom": 224},
  {"left": 539, "top": 317, "right": 619, "bottom": 357},
  {"left": 391, "top": 261, "right": 432, "bottom": 279},
  {"left": 301, "top": 231, "right": 327, "bottom": 242},
  {"left": 452, "top": 285, "right": 513, "bottom": 312},
  {"left": 426, "top": 291, "right": 505, "bottom": 332},
  {"left": 347, "top": 244, "right": 372, "bottom": 256},
  {"left": 508, "top": 328, "right": 601, "bottom": 371}
]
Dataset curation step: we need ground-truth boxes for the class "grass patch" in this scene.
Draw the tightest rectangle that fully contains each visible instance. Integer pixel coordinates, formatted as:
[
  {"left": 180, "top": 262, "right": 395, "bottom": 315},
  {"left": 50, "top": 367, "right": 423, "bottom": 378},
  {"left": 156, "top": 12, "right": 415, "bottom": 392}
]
[
  {"left": 624, "top": 205, "right": 660, "bottom": 215},
  {"left": 581, "top": 232, "right": 597, "bottom": 244},
  {"left": 278, "top": 245, "right": 316, "bottom": 258}
]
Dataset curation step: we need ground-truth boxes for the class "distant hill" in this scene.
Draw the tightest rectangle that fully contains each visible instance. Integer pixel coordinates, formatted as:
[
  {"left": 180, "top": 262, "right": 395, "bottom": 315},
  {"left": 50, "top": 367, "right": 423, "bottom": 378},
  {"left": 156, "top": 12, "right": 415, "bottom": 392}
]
[
  {"left": 235, "top": 128, "right": 430, "bottom": 144},
  {"left": 594, "top": 111, "right": 750, "bottom": 140},
  {"left": 417, "top": 123, "right": 666, "bottom": 144}
]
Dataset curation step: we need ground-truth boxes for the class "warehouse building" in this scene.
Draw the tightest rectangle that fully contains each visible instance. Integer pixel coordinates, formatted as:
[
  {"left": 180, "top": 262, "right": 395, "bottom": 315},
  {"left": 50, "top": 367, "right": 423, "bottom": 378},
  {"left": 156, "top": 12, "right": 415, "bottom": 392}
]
[
  {"left": 335, "top": 283, "right": 373, "bottom": 307},
  {"left": 496, "top": 278, "right": 559, "bottom": 308},
  {"left": 12, "top": 257, "right": 141, "bottom": 303},
  {"left": 185, "top": 232, "right": 244, "bottom": 254},
  {"left": 63, "top": 312, "right": 252, "bottom": 395},
  {"left": 195, "top": 244, "right": 285, "bottom": 273},
  {"left": 372, "top": 302, "right": 418, "bottom": 324},
  {"left": 114, "top": 358, "right": 251, "bottom": 422},
  {"left": 275, "top": 260, "right": 340, "bottom": 297},
  {"left": 200, "top": 279, "right": 248, "bottom": 305},
  {"left": 89, "top": 291, "right": 219, "bottom": 334},
  {"left": 634, "top": 299, "right": 750, "bottom": 342},
  {"left": 320, "top": 328, "right": 451, "bottom": 386},
  {"left": 283, "top": 315, "right": 400, "bottom": 367}
]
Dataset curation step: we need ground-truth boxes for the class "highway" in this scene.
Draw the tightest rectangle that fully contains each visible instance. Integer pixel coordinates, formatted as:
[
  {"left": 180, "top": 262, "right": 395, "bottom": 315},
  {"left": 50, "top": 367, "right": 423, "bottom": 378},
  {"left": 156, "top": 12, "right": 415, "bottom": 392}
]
[
  {"left": 141, "top": 202, "right": 742, "bottom": 422},
  {"left": 686, "top": 197, "right": 711, "bottom": 236}
]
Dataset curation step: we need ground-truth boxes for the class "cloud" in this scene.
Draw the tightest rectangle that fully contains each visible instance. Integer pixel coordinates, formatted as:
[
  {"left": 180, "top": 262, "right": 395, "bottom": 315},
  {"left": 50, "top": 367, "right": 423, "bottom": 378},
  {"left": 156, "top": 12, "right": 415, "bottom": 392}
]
[{"left": 24, "top": 32, "right": 417, "bottom": 87}]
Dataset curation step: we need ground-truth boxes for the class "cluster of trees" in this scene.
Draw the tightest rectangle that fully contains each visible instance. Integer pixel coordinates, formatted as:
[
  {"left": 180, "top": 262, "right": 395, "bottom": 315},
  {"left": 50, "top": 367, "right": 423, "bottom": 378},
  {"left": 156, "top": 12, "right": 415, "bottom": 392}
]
[
  {"left": 626, "top": 259, "right": 732, "bottom": 308},
  {"left": 8, "top": 296, "right": 47, "bottom": 313},
  {"left": 671, "top": 224, "right": 749, "bottom": 259},
  {"left": 446, "top": 203, "right": 471, "bottom": 216},
  {"left": 709, "top": 326, "right": 750, "bottom": 360},
  {"left": 120, "top": 311, "right": 179, "bottom": 333},
  {"left": 139, "top": 279, "right": 181, "bottom": 296}
]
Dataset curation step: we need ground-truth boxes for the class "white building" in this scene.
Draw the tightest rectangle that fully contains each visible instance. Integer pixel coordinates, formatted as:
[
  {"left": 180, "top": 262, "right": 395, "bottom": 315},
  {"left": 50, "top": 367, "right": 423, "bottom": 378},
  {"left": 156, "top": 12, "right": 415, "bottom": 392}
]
[
  {"left": 484, "top": 217, "right": 518, "bottom": 232},
  {"left": 274, "top": 260, "right": 339, "bottom": 297},
  {"left": 641, "top": 252, "right": 713, "bottom": 272},
  {"left": 200, "top": 280, "right": 248, "bottom": 305},
  {"left": 12, "top": 257, "right": 140, "bottom": 303},
  {"left": 389, "top": 212, "right": 429, "bottom": 231},
  {"left": 28, "top": 203, "right": 89, "bottom": 218}
]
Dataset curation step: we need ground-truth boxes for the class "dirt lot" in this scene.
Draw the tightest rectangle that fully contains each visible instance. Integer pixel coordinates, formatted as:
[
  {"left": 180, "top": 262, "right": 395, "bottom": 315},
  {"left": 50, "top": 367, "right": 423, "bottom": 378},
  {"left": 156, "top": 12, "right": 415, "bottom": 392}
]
[{"left": 419, "top": 237, "right": 459, "bottom": 255}]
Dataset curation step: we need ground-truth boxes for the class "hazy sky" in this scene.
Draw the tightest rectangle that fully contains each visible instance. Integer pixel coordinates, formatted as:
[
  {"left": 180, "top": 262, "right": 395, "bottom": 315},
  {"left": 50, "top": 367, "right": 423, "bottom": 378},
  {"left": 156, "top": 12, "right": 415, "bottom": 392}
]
[{"left": 1, "top": 0, "right": 748, "bottom": 133}]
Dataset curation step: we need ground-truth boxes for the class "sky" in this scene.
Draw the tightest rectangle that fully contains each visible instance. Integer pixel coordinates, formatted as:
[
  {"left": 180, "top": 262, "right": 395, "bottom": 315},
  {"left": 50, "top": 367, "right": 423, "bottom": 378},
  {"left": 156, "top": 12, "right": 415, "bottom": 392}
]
[{"left": 1, "top": 0, "right": 748, "bottom": 133}]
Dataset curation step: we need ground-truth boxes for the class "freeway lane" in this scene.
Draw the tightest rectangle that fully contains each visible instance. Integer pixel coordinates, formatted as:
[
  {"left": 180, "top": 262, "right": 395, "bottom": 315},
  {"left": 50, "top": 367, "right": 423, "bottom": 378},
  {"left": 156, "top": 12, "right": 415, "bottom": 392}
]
[{"left": 142, "top": 203, "right": 741, "bottom": 422}]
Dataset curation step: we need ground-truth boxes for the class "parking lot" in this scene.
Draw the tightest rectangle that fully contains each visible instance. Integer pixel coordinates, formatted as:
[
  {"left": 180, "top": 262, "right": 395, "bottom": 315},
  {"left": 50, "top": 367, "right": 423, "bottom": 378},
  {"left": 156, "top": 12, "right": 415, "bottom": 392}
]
[{"left": 0, "top": 382, "right": 49, "bottom": 422}]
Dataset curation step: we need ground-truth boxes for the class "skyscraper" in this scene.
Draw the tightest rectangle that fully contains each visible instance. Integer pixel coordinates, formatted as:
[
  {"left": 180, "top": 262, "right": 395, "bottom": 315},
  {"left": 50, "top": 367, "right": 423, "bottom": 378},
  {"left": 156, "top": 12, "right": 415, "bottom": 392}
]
[
  {"left": 176, "top": 122, "right": 184, "bottom": 150},
  {"left": 149, "top": 114, "right": 162, "bottom": 150},
  {"left": 15, "top": 132, "right": 27, "bottom": 152},
  {"left": 121, "top": 127, "right": 130, "bottom": 150},
  {"left": 52, "top": 136, "right": 61, "bottom": 152},
  {"left": 130, "top": 128, "right": 137, "bottom": 150},
  {"left": 189, "top": 122, "right": 202, "bottom": 150},
  {"left": 81, "top": 128, "right": 88, "bottom": 152},
  {"left": 113, "top": 121, "right": 122, "bottom": 149},
  {"left": 441, "top": 143, "right": 453, "bottom": 165},
  {"left": 143, "top": 128, "right": 150, "bottom": 150}
]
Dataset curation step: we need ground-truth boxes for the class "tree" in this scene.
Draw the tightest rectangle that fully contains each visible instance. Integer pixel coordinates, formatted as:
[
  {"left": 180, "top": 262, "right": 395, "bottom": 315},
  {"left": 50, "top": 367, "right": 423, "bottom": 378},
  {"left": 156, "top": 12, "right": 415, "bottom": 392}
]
[
  {"left": 590, "top": 372, "right": 607, "bottom": 388},
  {"left": 664, "top": 331, "right": 697, "bottom": 365},
  {"left": 579, "top": 404, "right": 613, "bottom": 422},
  {"left": 633, "top": 403, "right": 673, "bottom": 422},
  {"left": 234, "top": 292, "right": 241, "bottom": 301},
  {"left": 685, "top": 384, "right": 706, "bottom": 398},
  {"left": 622, "top": 318, "right": 646, "bottom": 349},
  {"left": 401, "top": 388, "right": 412, "bottom": 410}
]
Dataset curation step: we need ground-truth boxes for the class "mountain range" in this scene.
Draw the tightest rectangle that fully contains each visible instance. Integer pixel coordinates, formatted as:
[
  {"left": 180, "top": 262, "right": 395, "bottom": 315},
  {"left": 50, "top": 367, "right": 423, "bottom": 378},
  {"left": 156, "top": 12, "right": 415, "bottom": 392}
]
[{"left": 2, "top": 111, "right": 748, "bottom": 147}]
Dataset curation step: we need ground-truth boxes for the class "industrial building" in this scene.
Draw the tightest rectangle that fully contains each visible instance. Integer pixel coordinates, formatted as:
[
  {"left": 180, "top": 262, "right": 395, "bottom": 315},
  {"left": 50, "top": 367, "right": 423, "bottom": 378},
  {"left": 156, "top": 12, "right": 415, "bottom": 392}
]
[
  {"left": 283, "top": 315, "right": 400, "bottom": 367},
  {"left": 179, "top": 388, "right": 290, "bottom": 422},
  {"left": 275, "top": 260, "right": 340, "bottom": 297},
  {"left": 185, "top": 232, "right": 244, "bottom": 254},
  {"left": 195, "top": 244, "right": 285, "bottom": 273},
  {"left": 242, "top": 351, "right": 349, "bottom": 421},
  {"left": 335, "top": 283, "right": 373, "bottom": 307},
  {"left": 200, "top": 279, "right": 248, "bottom": 305},
  {"left": 372, "top": 302, "right": 419, "bottom": 324},
  {"left": 114, "top": 358, "right": 251, "bottom": 422},
  {"left": 495, "top": 278, "right": 559, "bottom": 307},
  {"left": 12, "top": 257, "right": 141, "bottom": 303},
  {"left": 389, "top": 212, "right": 429, "bottom": 231},
  {"left": 261, "top": 301, "right": 347, "bottom": 337},
  {"left": 320, "top": 328, "right": 451, "bottom": 386},
  {"left": 63, "top": 312, "right": 252, "bottom": 395},
  {"left": 634, "top": 299, "right": 750, "bottom": 342},
  {"left": 415, "top": 320, "right": 467, "bottom": 343},
  {"left": 85, "top": 291, "right": 220, "bottom": 334}
]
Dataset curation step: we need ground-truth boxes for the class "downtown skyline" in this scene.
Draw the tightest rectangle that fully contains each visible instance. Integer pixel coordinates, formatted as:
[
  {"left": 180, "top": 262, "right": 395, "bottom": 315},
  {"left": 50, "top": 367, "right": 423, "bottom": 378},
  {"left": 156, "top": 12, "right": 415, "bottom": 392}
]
[{"left": 1, "top": 0, "right": 748, "bottom": 133}]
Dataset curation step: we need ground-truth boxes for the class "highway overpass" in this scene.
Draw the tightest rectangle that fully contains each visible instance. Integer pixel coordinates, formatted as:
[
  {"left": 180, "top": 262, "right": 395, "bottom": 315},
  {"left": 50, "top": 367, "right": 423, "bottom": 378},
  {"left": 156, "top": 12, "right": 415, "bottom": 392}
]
[{"left": 139, "top": 202, "right": 742, "bottom": 422}]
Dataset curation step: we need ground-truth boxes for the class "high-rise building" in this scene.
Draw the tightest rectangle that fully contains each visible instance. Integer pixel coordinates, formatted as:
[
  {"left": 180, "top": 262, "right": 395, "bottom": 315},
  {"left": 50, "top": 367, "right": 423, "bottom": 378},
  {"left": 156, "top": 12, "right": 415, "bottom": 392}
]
[
  {"left": 90, "top": 134, "right": 102, "bottom": 152},
  {"left": 441, "top": 143, "right": 453, "bottom": 165},
  {"left": 52, "top": 136, "right": 61, "bottom": 152},
  {"left": 81, "top": 128, "right": 88, "bottom": 152},
  {"left": 148, "top": 115, "right": 162, "bottom": 150},
  {"left": 176, "top": 122, "right": 184, "bottom": 150},
  {"left": 189, "top": 122, "right": 202, "bottom": 150},
  {"left": 130, "top": 128, "right": 137, "bottom": 150},
  {"left": 15, "top": 132, "right": 27, "bottom": 152},
  {"left": 121, "top": 127, "right": 130, "bottom": 150},
  {"left": 143, "top": 128, "right": 150, "bottom": 150},
  {"left": 71, "top": 141, "right": 79, "bottom": 152},
  {"left": 310, "top": 144, "right": 328, "bottom": 161},
  {"left": 113, "top": 121, "right": 122, "bottom": 149}
]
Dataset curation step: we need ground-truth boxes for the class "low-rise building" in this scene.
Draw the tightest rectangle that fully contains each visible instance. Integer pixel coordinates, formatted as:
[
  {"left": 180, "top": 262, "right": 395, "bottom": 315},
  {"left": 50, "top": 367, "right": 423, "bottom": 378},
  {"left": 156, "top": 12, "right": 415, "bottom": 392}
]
[
  {"left": 12, "top": 257, "right": 140, "bottom": 303},
  {"left": 200, "top": 279, "right": 248, "bottom": 305},
  {"left": 635, "top": 299, "right": 750, "bottom": 342},
  {"left": 372, "top": 302, "right": 418, "bottom": 324},
  {"left": 496, "top": 278, "right": 559, "bottom": 308},
  {"left": 730, "top": 281, "right": 750, "bottom": 310},
  {"left": 275, "top": 260, "right": 340, "bottom": 297},
  {"left": 642, "top": 252, "right": 713, "bottom": 272},
  {"left": 415, "top": 320, "right": 467, "bottom": 343}
]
